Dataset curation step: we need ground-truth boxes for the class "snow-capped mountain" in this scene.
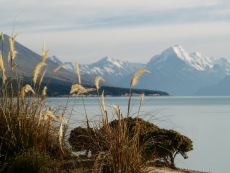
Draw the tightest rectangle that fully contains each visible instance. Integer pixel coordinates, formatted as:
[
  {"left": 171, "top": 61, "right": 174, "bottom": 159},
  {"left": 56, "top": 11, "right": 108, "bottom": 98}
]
[
  {"left": 7, "top": 33, "right": 230, "bottom": 95},
  {"left": 80, "top": 57, "right": 144, "bottom": 86},
  {"left": 136, "top": 45, "right": 229, "bottom": 95},
  {"left": 149, "top": 45, "right": 214, "bottom": 71},
  {"left": 80, "top": 57, "right": 142, "bottom": 76},
  {"left": 211, "top": 57, "right": 230, "bottom": 76},
  {"left": 52, "top": 56, "right": 144, "bottom": 86},
  {"left": 47, "top": 45, "right": 230, "bottom": 95}
]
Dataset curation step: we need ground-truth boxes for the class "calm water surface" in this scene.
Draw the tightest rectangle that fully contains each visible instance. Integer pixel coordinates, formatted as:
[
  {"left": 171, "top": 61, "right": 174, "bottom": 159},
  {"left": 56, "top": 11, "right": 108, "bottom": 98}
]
[{"left": 47, "top": 96, "right": 230, "bottom": 173}]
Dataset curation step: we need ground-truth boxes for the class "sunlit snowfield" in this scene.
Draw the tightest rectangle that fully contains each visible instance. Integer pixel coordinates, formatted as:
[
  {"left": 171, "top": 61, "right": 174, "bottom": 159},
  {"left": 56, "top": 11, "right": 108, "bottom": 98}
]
[{"left": 47, "top": 96, "right": 230, "bottom": 173}]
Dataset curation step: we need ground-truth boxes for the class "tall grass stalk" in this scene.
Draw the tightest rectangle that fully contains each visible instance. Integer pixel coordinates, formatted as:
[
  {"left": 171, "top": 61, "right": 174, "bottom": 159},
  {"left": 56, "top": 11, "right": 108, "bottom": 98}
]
[
  {"left": 0, "top": 34, "right": 68, "bottom": 170},
  {"left": 127, "top": 68, "right": 150, "bottom": 116}
]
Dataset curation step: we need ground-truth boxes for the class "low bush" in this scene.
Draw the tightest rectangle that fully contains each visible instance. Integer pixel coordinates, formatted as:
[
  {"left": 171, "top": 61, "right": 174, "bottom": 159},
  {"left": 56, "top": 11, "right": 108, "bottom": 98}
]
[
  {"left": 143, "top": 129, "right": 193, "bottom": 168},
  {"left": 0, "top": 34, "right": 69, "bottom": 172},
  {"left": 69, "top": 117, "right": 193, "bottom": 168}
]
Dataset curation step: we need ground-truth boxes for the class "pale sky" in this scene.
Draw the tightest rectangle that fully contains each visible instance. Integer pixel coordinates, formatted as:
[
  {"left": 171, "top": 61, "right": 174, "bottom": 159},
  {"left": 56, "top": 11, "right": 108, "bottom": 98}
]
[{"left": 1, "top": 0, "right": 230, "bottom": 63}]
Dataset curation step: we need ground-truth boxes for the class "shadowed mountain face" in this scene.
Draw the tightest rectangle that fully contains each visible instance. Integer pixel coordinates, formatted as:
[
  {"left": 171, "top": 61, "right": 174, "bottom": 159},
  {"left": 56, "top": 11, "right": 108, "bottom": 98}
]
[
  {"left": 0, "top": 34, "right": 77, "bottom": 83},
  {"left": 195, "top": 75, "right": 230, "bottom": 96}
]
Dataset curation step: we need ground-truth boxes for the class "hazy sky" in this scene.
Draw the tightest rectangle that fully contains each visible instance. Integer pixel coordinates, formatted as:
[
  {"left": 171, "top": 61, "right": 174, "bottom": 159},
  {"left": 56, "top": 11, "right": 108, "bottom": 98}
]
[{"left": 1, "top": 0, "right": 230, "bottom": 63}]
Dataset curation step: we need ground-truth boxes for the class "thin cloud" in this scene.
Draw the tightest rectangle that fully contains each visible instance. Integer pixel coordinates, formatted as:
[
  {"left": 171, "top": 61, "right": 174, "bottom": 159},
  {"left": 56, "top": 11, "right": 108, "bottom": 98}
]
[
  {"left": 0, "top": 0, "right": 226, "bottom": 31},
  {"left": 0, "top": 0, "right": 229, "bottom": 63}
]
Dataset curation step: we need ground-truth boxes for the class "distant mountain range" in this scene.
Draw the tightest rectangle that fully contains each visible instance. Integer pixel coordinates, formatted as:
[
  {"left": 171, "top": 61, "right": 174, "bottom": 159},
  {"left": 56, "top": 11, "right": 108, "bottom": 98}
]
[
  {"left": 52, "top": 45, "right": 230, "bottom": 95},
  {"left": 1, "top": 34, "right": 230, "bottom": 96},
  {"left": 0, "top": 34, "right": 167, "bottom": 96}
]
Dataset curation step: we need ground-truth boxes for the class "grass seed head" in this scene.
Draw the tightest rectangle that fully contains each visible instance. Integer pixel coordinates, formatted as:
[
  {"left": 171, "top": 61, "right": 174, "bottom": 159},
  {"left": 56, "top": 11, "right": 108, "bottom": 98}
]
[
  {"left": 74, "top": 63, "right": 81, "bottom": 84},
  {"left": 0, "top": 53, "right": 7, "bottom": 83},
  {"left": 41, "top": 45, "right": 48, "bottom": 63},
  {"left": 70, "top": 83, "right": 95, "bottom": 95},
  {"left": 20, "top": 84, "right": 35, "bottom": 99},
  {"left": 53, "top": 64, "right": 67, "bottom": 74},
  {"left": 131, "top": 68, "right": 150, "bottom": 87},
  {"left": 33, "top": 62, "right": 47, "bottom": 85},
  {"left": 42, "top": 109, "right": 57, "bottom": 121},
  {"left": 8, "top": 34, "right": 17, "bottom": 70},
  {"left": 41, "top": 86, "right": 47, "bottom": 101},
  {"left": 95, "top": 76, "right": 105, "bottom": 90}
]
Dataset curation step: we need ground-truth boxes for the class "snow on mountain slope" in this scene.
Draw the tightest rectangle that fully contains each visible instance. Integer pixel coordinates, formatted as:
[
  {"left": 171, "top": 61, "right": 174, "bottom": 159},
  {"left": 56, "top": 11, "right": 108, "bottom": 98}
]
[
  {"left": 212, "top": 57, "right": 230, "bottom": 75},
  {"left": 48, "top": 56, "right": 144, "bottom": 86},
  {"left": 151, "top": 45, "right": 214, "bottom": 71},
  {"left": 79, "top": 57, "right": 144, "bottom": 87},
  {"left": 5, "top": 33, "right": 230, "bottom": 95},
  {"left": 47, "top": 45, "right": 230, "bottom": 95},
  {"left": 80, "top": 57, "right": 143, "bottom": 77}
]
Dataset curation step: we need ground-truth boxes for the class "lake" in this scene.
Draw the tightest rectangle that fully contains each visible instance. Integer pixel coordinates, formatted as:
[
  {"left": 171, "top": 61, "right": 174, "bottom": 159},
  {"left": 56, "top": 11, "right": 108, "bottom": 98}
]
[{"left": 47, "top": 96, "right": 230, "bottom": 173}]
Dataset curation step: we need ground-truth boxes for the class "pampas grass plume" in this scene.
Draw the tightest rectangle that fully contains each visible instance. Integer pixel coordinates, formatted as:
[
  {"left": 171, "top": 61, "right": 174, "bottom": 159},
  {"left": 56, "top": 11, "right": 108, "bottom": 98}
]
[
  {"left": 74, "top": 63, "right": 81, "bottom": 84},
  {"left": 20, "top": 84, "right": 35, "bottom": 99},
  {"left": 130, "top": 68, "right": 150, "bottom": 87},
  {"left": 95, "top": 76, "right": 105, "bottom": 90},
  {"left": 0, "top": 53, "right": 7, "bottom": 83},
  {"left": 70, "top": 83, "right": 95, "bottom": 95},
  {"left": 53, "top": 64, "right": 66, "bottom": 74},
  {"left": 33, "top": 62, "right": 47, "bottom": 85}
]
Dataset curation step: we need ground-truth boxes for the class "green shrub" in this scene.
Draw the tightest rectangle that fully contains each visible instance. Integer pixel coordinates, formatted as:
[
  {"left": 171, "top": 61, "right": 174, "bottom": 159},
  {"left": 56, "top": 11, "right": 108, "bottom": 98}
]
[
  {"left": 143, "top": 129, "right": 193, "bottom": 168},
  {"left": 69, "top": 117, "right": 193, "bottom": 168},
  {"left": 109, "top": 117, "right": 159, "bottom": 138}
]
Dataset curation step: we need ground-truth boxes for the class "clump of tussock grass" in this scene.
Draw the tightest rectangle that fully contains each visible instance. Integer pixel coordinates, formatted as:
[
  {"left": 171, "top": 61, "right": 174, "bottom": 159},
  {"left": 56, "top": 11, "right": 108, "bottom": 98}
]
[{"left": 0, "top": 33, "right": 69, "bottom": 172}]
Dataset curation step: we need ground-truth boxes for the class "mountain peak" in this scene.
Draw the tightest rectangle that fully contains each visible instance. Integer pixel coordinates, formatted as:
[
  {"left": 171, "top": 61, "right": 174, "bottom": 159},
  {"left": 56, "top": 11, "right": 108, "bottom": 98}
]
[
  {"left": 95, "top": 56, "right": 127, "bottom": 69},
  {"left": 190, "top": 51, "right": 202, "bottom": 57},
  {"left": 152, "top": 45, "right": 214, "bottom": 71},
  {"left": 166, "top": 45, "right": 189, "bottom": 59},
  {"left": 100, "top": 56, "right": 112, "bottom": 61},
  {"left": 172, "top": 44, "right": 184, "bottom": 51}
]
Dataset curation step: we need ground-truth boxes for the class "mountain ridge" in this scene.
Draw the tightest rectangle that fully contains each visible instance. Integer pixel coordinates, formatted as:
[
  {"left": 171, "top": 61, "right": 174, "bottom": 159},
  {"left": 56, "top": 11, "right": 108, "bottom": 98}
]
[
  {"left": 1, "top": 34, "right": 230, "bottom": 95},
  {"left": 50, "top": 45, "right": 229, "bottom": 95}
]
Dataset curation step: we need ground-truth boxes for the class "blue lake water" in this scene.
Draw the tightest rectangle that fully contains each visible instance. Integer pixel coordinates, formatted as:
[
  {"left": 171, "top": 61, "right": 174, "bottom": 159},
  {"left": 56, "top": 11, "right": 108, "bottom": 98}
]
[{"left": 47, "top": 96, "right": 230, "bottom": 173}]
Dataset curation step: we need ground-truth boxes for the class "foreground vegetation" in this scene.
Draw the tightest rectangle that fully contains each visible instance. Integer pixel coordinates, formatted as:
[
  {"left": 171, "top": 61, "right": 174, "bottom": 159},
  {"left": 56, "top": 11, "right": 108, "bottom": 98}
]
[{"left": 0, "top": 33, "right": 192, "bottom": 173}]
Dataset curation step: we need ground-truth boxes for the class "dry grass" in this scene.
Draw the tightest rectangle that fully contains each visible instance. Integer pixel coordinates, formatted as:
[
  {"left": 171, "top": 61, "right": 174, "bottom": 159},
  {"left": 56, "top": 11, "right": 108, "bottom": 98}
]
[
  {"left": 0, "top": 34, "right": 69, "bottom": 172},
  {"left": 69, "top": 66, "right": 149, "bottom": 173}
]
